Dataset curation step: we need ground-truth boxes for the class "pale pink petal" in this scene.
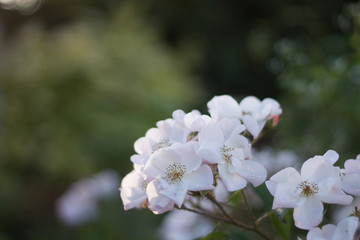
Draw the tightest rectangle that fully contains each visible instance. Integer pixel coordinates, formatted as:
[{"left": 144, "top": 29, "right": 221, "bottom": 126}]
[
  {"left": 237, "top": 160, "right": 267, "bottom": 187},
  {"left": 185, "top": 165, "right": 214, "bottom": 191},
  {"left": 293, "top": 198, "right": 323, "bottom": 230},
  {"left": 342, "top": 173, "right": 360, "bottom": 196},
  {"left": 218, "top": 163, "right": 247, "bottom": 191}
]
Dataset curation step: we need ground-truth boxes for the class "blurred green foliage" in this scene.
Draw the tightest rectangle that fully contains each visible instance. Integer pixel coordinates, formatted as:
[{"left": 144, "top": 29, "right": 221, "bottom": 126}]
[{"left": 0, "top": 3, "right": 203, "bottom": 239}]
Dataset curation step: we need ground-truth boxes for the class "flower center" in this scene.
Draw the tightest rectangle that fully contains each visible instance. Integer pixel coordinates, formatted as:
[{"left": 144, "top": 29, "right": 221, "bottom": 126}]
[
  {"left": 297, "top": 180, "right": 319, "bottom": 197},
  {"left": 220, "top": 145, "right": 235, "bottom": 163},
  {"left": 152, "top": 139, "right": 171, "bottom": 152},
  {"left": 165, "top": 163, "right": 186, "bottom": 184}
]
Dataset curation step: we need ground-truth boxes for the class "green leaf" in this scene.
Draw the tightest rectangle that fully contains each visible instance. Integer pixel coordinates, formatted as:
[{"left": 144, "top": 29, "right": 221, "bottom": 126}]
[
  {"left": 200, "top": 231, "right": 227, "bottom": 240},
  {"left": 273, "top": 208, "right": 289, "bottom": 223},
  {"left": 269, "top": 209, "right": 292, "bottom": 240},
  {"left": 228, "top": 190, "right": 242, "bottom": 206}
]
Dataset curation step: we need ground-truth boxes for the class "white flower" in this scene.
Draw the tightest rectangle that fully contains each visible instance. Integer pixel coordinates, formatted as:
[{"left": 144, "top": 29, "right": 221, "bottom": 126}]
[
  {"left": 252, "top": 148, "right": 299, "bottom": 176},
  {"left": 146, "top": 179, "right": 175, "bottom": 214},
  {"left": 131, "top": 119, "right": 187, "bottom": 167},
  {"left": 159, "top": 210, "right": 214, "bottom": 240},
  {"left": 207, "top": 95, "right": 242, "bottom": 120},
  {"left": 214, "top": 179, "right": 229, "bottom": 202},
  {"left": 306, "top": 216, "right": 359, "bottom": 240},
  {"left": 239, "top": 96, "right": 282, "bottom": 138},
  {"left": 197, "top": 118, "right": 267, "bottom": 191},
  {"left": 266, "top": 150, "right": 353, "bottom": 230},
  {"left": 120, "top": 170, "right": 148, "bottom": 210},
  {"left": 144, "top": 142, "right": 214, "bottom": 207},
  {"left": 207, "top": 95, "right": 282, "bottom": 139},
  {"left": 342, "top": 154, "right": 360, "bottom": 196},
  {"left": 56, "top": 169, "right": 119, "bottom": 226},
  {"left": 172, "top": 109, "right": 212, "bottom": 134}
]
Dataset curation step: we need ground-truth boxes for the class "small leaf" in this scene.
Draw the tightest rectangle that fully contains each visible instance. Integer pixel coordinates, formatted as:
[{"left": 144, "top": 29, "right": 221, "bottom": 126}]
[
  {"left": 270, "top": 209, "right": 292, "bottom": 240},
  {"left": 274, "top": 208, "right": 288, "bottom": 223}
]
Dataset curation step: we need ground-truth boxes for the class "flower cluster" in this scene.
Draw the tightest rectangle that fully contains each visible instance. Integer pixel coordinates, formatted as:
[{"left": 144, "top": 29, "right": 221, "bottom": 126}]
[
  {"left": 120, "top": 95, "right": 281, "bottom": 214},
  {"left": 119, "top": 94, "right": 360, "bottom": 240}
]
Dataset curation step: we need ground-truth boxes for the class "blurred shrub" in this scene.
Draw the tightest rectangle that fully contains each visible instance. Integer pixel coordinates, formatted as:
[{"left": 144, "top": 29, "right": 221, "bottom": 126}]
[
  {"left": 0, "top": 3, "right": 203, "bottom": 239},
  {"left": 271, "top": 2, "right": 360, "bottom": 161}
]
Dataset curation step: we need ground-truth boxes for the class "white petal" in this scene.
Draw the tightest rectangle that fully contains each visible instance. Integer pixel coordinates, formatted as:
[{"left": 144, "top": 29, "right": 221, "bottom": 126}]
[
  {"left": 323, "top": 150, "right": 339, "bottom": 164},
  {"left": 185, "top": 165, "right": 214, "bottom": 191},
  {"left": 207, "top": 95, "right": 241, "bottom": 119},
  {"left": 146, "top": 180, "right": 174, "bottom": 214},
  {"left": 198, "top": 124, "right": 224, "bottom": 150},
  {"left": 333, "top": 216, "right": 359, "bottom": 240},
  {"left": 321, "top": 224, "right": 336, "bottom": 239},
  {"left": 120, "top": 171, "right": 147, "bottom": 210},
  {"left": 306, "top": 227, "right": 326, "bottom": 240},
  {"left": 272, "top": 183, "right": 299, "bottom": 209},
  {"left": 172, "top": 109, "right": 185, "bottom": 121},
  {"left": 214, "top": 179, "right": 230, "bottom": 202},
  {"left": 134, "top": 137, "right": 152, "bottom": 155},
  {"left": 342, "top": 173, "right": 360, "bottom": 196},
  {"left": 237, "top": 160, "right": 267, "bottom": 187},
  {"left": 225, "top": 134, "right": 249, "bottom": 149},
  {"left": 160, "top": 182, "right": 188, "bottom": 207},
  {"left": 242, "top": 115, "right": 261, "bottom": 138},
  {"left": 344, "top": 159, "right": 360, "bottom": 174},
  {"left": 318, "top": 177, "right": 353, "bottom": 204},
  {"left": 218, "top": 163, "right": 247, "bottom": 191},
  {"left": 172, "top": 142, "right": 201, "bottom": 173},
  {"left": 144, "top": 148, "right": 181, "bottom": 178},
  {"left": 301, "top": 156, "right": 337, "bottom": 183},
  {"left": 239, "top": 96, "right": 261, "bottom": 114},
  {"left": 197, "top": 147, "right": 221, "bottom": 164},
  {"left": 269, "top": 167, "right": 301, "bottom": 185},
  {"left": 293, "top": 198, "right": 323, "bottom": 230}
]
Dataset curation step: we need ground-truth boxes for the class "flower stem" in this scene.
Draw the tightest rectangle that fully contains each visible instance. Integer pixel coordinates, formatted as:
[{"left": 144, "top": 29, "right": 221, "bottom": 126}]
[{"left": 203, "top": 192, "right": 272, "bottom": 240}]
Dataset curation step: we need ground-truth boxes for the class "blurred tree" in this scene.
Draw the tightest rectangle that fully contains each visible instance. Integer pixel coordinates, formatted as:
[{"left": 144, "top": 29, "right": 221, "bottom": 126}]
[{"left": 0, "top": 3, "right": 204, "bottom": 239}]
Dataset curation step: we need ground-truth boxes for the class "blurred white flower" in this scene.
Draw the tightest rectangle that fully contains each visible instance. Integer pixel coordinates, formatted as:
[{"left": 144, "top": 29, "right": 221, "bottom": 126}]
[
  {"left": 159, "top": 210, "right": 214, "bottom": 240},
  {"left": 252, "top": 148, "right": 299, "bottom": 176},
  {"left": 342, "top": 154, "right": 360, "bottom": 196},
  {"left": 306, "top": 216, "right": 359, "bottom": 240},
  {"left": 56, "top": 169, "right": 119, "bottom": 226}
]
